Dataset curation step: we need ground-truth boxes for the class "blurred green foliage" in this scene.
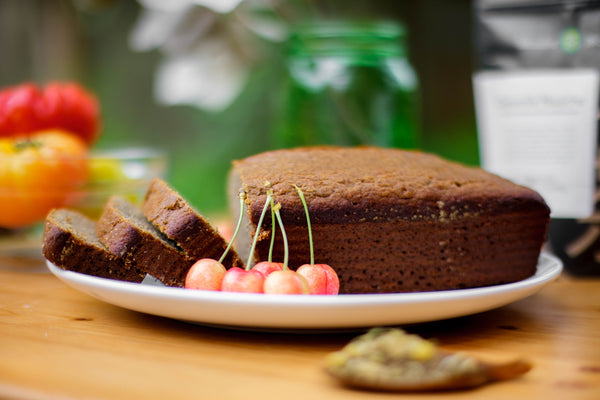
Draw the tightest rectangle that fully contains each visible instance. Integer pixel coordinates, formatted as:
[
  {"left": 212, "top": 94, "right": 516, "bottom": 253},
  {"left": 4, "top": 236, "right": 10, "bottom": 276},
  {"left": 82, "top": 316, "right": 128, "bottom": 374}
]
[{"left": 0, "top": 0, "right": 479, "bottom": 217}]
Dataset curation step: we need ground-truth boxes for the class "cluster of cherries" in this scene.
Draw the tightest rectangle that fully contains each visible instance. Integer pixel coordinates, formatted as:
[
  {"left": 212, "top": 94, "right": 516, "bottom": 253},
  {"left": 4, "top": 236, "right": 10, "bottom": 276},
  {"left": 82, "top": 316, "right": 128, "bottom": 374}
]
[{"left": 184, "top": 184, "right": 339, "bottom": 295}]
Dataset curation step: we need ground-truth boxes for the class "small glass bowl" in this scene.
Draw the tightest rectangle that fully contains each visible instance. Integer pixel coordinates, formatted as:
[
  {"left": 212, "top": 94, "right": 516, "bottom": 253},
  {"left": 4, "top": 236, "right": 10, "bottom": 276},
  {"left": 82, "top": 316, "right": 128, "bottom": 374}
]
[
  {"left": 0, "top": 147, "right": 168, "bottom": 258},
  {"left": 74, "top": 147, "right": 168, "bottom": 218}
]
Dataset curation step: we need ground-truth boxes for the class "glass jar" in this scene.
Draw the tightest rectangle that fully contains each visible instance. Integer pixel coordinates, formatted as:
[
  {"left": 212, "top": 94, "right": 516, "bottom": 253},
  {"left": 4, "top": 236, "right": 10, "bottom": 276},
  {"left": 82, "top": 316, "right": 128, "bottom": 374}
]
[{"left": 271, "top": 21, "right": 420, "bottom": 149}]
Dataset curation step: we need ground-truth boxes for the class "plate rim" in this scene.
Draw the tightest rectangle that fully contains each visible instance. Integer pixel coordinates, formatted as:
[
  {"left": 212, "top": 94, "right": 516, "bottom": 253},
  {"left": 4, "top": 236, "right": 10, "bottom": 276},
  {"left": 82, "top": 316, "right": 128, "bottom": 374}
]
[
  {"left": 46, "top": 252, "right": 561, "bottom": 306},
  {"left": 45, "top": 253, "right": 562, "bottom": 330}
]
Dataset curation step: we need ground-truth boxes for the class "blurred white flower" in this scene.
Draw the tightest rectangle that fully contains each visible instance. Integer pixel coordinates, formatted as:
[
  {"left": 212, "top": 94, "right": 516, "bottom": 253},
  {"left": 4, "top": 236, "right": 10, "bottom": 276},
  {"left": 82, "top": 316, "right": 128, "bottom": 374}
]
[{"left": 130, "top": 0, "right": 287, "bottom": 112}]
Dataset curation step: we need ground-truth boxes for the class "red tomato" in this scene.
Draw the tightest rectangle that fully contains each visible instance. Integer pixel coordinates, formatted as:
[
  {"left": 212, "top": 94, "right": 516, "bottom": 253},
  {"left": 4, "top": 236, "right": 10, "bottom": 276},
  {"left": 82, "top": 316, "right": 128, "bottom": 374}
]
[
  {"left": 0, "top": 82, "right": 100, "bottom": 145},
  {"left": 0, "top": 130, "right": 89, "bottom": 228},
  {"left": 0, "top": 83, "right": 38, "bottom": 136}
]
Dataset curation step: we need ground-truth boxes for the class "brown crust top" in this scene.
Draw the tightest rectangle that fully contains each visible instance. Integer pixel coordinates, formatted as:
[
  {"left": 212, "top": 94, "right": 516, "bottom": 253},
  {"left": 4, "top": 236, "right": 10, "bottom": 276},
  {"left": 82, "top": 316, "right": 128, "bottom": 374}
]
[
  {"left": 231, "top": 146, "right": 550, "bottom": 225},
  {"left": 142, "top": 178, "right": 244, "bottom": 269}
]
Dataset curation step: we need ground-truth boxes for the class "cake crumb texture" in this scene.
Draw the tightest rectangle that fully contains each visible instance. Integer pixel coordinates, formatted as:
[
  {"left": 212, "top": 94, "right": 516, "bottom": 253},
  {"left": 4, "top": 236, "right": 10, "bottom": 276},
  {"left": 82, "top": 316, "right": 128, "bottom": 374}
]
[
  {"left": 96, "top": 195, "right": 193, "bottom": 287},
  {"left": 42, "top": 209, "right": 144, "bottom": 283},
  {"left": 143, "top": 178, "right": 244, "bottom": 270}
]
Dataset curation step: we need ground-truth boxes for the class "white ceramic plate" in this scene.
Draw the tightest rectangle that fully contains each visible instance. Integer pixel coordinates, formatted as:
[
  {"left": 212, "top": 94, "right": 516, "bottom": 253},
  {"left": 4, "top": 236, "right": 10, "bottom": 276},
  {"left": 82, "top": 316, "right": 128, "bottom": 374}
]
[{"left": 46, "top": 253, "right": 562, "bottom": 331}]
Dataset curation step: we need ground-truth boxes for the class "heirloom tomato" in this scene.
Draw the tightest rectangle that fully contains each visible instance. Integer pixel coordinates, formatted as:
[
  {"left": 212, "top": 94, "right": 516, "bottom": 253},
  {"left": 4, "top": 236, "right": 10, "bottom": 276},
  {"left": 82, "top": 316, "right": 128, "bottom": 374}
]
[
  {"left": 0, "top": 130, "right": 89, "bottom": 228},
  {"left": 0, "top": 82, "right": 100, "bottom": 145}
]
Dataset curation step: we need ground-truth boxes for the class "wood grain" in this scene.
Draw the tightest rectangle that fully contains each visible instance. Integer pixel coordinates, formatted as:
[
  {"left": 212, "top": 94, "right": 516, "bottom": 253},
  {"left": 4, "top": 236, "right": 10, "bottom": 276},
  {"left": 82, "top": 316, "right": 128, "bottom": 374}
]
[{"left": 0, "top": 257, "right": 599, "bottom": 400}]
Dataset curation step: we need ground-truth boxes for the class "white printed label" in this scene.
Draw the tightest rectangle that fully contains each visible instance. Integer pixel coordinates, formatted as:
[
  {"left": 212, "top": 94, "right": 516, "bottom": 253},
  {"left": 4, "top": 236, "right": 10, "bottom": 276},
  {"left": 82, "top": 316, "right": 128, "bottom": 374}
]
[{"left": 473, "top": 69, "right": 599, "bottom": 218}]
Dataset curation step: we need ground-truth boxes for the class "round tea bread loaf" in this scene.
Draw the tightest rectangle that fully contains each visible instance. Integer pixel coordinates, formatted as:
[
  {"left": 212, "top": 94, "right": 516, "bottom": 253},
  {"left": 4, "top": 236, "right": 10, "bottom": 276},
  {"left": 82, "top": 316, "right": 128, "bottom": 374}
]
[{"left": 229, "top": 146, "right": 550, "bottom": 294}]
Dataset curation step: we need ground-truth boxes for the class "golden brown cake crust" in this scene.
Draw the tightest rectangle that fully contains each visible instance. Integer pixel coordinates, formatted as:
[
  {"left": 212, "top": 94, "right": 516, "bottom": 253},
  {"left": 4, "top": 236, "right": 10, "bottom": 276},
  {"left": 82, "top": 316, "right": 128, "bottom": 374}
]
[
  {"left": 42, "top": 209, "right": 143, "bottom": 283},
  {"left": 142, "top": 178, "right": 244, "bottom": 270},
  {"left": 230, "top": 146, "right": 550, "bottom": 294},
  {"left": 233, "top": 146, "right": 549, "bottom": 225}
]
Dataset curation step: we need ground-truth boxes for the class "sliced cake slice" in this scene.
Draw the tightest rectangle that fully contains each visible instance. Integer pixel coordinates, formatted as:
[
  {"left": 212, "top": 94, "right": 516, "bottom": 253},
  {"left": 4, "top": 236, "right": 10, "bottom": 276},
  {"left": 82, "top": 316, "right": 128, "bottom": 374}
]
[
  {"left": 142, "top": 178, "right": 244, "bottom": 270},
  {"left": 42, "top": 208, "right": 143, "bottom": 283},
  {"left": 96, "top": 195, "right": 193, "bottom": 287}
]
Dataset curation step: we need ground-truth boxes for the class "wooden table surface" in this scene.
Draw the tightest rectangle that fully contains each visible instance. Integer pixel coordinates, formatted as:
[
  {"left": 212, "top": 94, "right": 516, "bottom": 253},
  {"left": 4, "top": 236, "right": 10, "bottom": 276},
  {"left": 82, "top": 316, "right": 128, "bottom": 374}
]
[{"left": 0, "top": 254, "right": 599, "bottom": 400}]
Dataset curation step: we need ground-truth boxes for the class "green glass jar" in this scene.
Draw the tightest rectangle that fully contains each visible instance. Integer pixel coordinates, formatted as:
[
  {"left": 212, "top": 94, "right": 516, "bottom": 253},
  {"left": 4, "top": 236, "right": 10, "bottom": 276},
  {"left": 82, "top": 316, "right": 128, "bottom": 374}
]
[{"left": 272, "top": 21, "right": 420, "bottom": 149}]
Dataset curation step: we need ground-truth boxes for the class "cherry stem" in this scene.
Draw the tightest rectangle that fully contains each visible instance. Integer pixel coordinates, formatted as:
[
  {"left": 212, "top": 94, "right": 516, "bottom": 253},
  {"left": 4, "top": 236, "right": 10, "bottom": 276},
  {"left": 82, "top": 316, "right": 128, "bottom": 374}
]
[
  {"left": 246, "top": 190, "right": 273, "bottom": 270},
  {"left": 219, "top": 190, "right": 246, "bottom": 264},
  {"left": 294, "top": 184, "right": 314, "bottom": 265},
  {"left": 271, "top": 201, "right": 289, "bottom": 270},
  {"left": 268, "top": 205, "right": 276, "bottom": 262}
]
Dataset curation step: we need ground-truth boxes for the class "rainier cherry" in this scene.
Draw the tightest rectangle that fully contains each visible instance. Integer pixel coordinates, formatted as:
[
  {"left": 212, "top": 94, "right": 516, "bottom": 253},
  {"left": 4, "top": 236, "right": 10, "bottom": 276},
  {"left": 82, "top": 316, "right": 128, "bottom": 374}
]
[
  {"left": 252, "top": 261, "right": 284, "bottom": 277},
  {"left": 296, "top": 263, "right": 339, "bottom": 295},
  {"left": 219, "top": 188, "right": 274, "bottom": 294},
  {"left": 221, "top": 267, "right": 265, "bottom": 293},
  {"left": 184, "top": 190, "right": 246, "bottom": 291},
  {"left": 185, "top": 258, "right": 226, "bottom": 291},
  {"left": 293, "top": 184, "right": 340, "bottom": 295},
  {"left": 251, "top": 199, "right": 285, "bottom": 278},
  {"left": 262, "top": 200, "right": 309, "bottom": 295},
  {"left": 263, "top": 270, "right": 309, "bottom": 294}
]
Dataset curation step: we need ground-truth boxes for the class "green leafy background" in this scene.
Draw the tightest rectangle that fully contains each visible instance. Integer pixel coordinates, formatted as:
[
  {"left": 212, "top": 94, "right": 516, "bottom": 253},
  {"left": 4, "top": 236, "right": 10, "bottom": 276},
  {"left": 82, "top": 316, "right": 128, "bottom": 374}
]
[{"left": 0, "top": 0, "right": 479, "bottom": 217}]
